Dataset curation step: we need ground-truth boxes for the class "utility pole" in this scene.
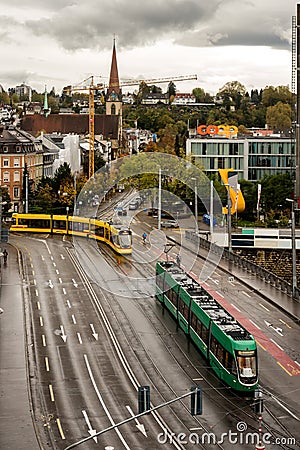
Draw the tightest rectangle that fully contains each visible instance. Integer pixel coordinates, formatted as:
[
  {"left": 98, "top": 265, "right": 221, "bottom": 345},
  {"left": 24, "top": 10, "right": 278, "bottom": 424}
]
[
  {"left": 227, "top": 184, "right": 232, "bottom": 252},
  {"left": 286, "top": 198, "right": 297, "bottom": 296},
  {"left": 158, "top": 166, "right": 162, "bottom": 230},
  {"left": 191, "top": 178, "right": 198, "bottom": 234}
]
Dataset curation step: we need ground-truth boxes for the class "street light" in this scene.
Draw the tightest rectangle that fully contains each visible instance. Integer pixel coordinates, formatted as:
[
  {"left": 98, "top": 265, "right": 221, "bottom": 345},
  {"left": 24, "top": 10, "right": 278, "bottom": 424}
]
[
  {"left": 0, "top": 195, "right": 7, "bottom": 255},
  {"left": 158, "top": 166, "right": 162, "bottom": 230},
  {"left": 286, "top": 198, "right": 297, "bottom": 296},
  {"left": 224, "top": 184, "right": 232, "bottom": 252},
  {"left": 191, "top": 178, "right": 198, "bottom": 234}
]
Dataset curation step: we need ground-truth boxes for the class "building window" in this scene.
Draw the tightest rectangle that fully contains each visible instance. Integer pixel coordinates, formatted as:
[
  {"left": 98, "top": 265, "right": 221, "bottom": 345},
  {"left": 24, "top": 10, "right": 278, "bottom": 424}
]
[
  {"left": 3, "top": 159, "right": 9, "bottom": 167},
  {"left": 14, "top": 158, "right": 20, "bottom": 167},
  {"left": 14, "top": 187, "right": 20, "bottom": 198},
  {"left": 3, "top": 146, "right": 8, "bottom": 153},
  {"left": 3, "top": 171, "right": 9, "bottom": 182},
  {"left": 16, "top": 146, "right": 21, "bottom": 152},
  {"left": 14, "top": 171, "right": 20, "bottom": 182},
  {"left": 111, "top": 104, "right": 116, "bottom": 115}
]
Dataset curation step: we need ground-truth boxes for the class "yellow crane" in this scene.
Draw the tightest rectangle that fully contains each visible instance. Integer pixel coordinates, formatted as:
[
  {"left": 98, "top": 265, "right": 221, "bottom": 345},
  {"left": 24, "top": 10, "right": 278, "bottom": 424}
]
[{"left": 65, "top": 74, "right": 198, "bottom": 178}]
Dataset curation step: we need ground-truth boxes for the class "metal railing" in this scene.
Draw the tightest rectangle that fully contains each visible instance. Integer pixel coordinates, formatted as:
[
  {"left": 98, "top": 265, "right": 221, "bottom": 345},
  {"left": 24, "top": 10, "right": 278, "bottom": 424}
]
[{"left": 185, "top": 230, "right": 300, "bottom": 301}]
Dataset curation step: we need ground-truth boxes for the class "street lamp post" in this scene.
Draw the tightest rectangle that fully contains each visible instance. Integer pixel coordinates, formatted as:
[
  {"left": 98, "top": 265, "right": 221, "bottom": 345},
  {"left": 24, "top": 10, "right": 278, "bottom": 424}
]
[
  {"left": 226, "top": 184, "right": 232, "bottom": 252},
  {"left": 286, "top": 198, "right": 297, "bottom": 296},
  {"left": 158, "top": 167, "right": 162, "bottom": 230},
  {"left": 191, "top": 178, "right": 198, "bottom": 234}
]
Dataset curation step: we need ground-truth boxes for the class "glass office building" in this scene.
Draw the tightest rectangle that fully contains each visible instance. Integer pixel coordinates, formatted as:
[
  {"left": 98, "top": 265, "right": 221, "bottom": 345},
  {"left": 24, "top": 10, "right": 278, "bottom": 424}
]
[{"left": 186, "top": 137, "right": 295, "bottom": 181}]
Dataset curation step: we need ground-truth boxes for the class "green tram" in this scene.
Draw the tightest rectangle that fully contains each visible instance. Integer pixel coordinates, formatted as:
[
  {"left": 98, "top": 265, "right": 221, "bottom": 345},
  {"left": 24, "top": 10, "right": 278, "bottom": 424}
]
[{"left": 156, "top": 261, "right": 258, "bottom": 392}]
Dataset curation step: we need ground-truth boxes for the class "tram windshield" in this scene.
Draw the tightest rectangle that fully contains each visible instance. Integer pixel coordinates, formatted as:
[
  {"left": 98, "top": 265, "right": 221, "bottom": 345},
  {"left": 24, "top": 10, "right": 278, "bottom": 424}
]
[
  {"left": 119, "top": 231, "right": 132, "bottom": 248},
  {"left": 236, "top": 350, "right": 257, "bottom": 379}
]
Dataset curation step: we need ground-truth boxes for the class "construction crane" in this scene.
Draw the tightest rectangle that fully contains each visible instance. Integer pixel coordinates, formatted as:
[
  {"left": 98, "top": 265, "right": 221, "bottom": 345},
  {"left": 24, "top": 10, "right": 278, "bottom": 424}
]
[{"left": 65, "top": 74, "right": 198, "bottom": 178}]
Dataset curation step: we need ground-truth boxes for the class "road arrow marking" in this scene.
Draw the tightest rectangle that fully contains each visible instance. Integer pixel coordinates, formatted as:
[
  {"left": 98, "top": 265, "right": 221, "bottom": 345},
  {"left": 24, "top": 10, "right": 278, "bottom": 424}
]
[
  {"left": 72, "top": 278, "right": 78, "bottom": 288},
  {"left": 126, "top": 405, "right": 147, "bottom": 437},
  {"left": 90, "top": 324, "right": 99, "bottom": 340},
  {"left": 82, "top": 410, "right": 97, "bottom": 443},
  {"left": 264, "top": 321, "right": 283, "bottom": 336},
  {"left": 48, "top": 280, "right": 53, "bottom": 289},
  {"left": 60, "top": 325, "right": 67, "bottom": 342}
]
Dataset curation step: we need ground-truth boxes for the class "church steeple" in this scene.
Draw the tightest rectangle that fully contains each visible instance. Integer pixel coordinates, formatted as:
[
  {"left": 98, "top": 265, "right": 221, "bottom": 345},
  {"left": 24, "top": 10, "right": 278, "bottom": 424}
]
[
  {"left": 43, "top": 85, "right": 50, "bottom": 117},
  {"left": 107, "top": 38, "right": 120, "bottom": 96}
]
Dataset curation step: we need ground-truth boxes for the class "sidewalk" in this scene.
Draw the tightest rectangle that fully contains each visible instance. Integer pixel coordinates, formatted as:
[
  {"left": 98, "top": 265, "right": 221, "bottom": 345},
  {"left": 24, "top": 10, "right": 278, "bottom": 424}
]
[{"left": 0, "top": 244, "right": 40, "bottom": 450}]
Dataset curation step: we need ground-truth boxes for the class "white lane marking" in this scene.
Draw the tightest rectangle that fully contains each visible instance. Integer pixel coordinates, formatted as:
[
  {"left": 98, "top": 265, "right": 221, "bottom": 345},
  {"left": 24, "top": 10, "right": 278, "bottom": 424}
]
[
  {"left": 66, "top": 300, "right": 72, "bottom": 308},
  {"left": 40, "top": 316, "right": 44, "bottom": 327},
  {"left": 126, "top": 405, "right": 147, "bottom": 437},
  {"left": 77, "top": 332, "right": 83, "bottom": 344},
  {"left": 42, "top": 335, "right": 46, "bottom": 347},
  {"left": 216, "top": 291, "right": 224, "bottom": 298},
  {"left": 49, "top": 384, "right": 55, "bottom": 401},
  {"left": 62, "top": 288, "right": 66, "bottom": 295},
  {"left": 242, "top": 290, "right": 251, "bottom": 298},
  {"left": 84, "top": 354, "right": 131, "bottom": 449},
  {"left": 270, "top": 339, "right": 284, "bottom": 351},
  {"left": 71, "top": 314, "right": 76, "bottom": 324},
  {"left": 33, "top": 279, "right": 37, "bottom": 286},
  {"left": 45, "top": 357, "right": 50, "bottom": 372},
  {"left": 58, "top": 277, "right": 62, "bottom": 284},
  {"left": 259, "top": 303, "right": 269, "bottom": 312},
  {"left": 72, "top": 278, "right": 78, "bottom": 288},
  {"left": 231, "top": 303, "right": 241, "bottom": 312},
  {"left": 90, "top": 324, "right": 99, "bottom": 340},
  {"left": 60, "top": 325, "right": 67, "bottom": 342},
  {"left": 35, "top": 289, "right": 39, "bottom": 297},
  {"left": 249, "top": 319, "right": 261, "bottom": 329},
  {"left": 82, "top": 410, "right": 97, "bottom": 442}
]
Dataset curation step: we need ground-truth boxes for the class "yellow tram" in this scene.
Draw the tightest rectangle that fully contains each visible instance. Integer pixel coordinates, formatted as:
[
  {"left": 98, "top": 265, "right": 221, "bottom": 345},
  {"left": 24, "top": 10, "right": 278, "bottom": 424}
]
[{"left": 10, "top": 213, "right": 132, "bottom": 255}]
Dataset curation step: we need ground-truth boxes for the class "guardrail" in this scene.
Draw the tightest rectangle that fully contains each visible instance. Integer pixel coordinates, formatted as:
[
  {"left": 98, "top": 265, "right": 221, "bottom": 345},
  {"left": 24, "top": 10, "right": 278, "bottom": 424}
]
[{"left": 185, "top": 230, "right": 300, "bottom": 301}]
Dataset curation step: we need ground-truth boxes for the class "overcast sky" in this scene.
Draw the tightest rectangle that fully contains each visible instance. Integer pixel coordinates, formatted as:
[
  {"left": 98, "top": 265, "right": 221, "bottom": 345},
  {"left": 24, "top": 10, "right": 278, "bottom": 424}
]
[{"left": 0, "top": 0, "right": 298, "bottom": 96}]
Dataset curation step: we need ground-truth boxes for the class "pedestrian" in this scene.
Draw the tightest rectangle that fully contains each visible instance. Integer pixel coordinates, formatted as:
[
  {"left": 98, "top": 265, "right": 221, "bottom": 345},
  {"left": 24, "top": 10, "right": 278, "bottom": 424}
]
[
  {"left": 176, "top": 254, "right": 181, "bottom": 267},
  {"left": 3, "top": 249, "right": 8, "bottom": 264}
]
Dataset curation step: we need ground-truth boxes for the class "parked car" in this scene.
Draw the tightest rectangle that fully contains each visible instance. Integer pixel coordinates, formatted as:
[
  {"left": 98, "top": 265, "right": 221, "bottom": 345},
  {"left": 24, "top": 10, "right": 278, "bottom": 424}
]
[
  {"left": 161, "top": 220, "right": 179, "bottom": 228},
  {"left": 129, "top": 200, "right": 139, "bottom": 210}
]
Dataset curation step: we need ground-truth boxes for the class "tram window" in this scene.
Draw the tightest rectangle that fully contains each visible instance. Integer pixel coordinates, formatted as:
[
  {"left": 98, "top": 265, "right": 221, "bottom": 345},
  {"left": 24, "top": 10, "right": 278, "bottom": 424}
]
[
  {"left": 201, "top": 323, "right": 208, "bottom": 344},
  {"left": 19, "top": 218, "right": 50, "bottom": 228},
  {"left": 70, "top": 221, "right": 89, "bottom": 232},
  {"left": 119, "top": 232, "right": 131, "bottom": 248},
  {"left": 170, "top": 290, "right": 177, "bottom": 306},
  {"left": 191, "top": 312, "right": 197, "bottom": 330},
  {"left": 236, "top": 351, "right": 256, "bottom": 377},
  {"left": 95, "top": 225, "right": 104, "bottom": 237},
  {"left": 210, "top": 336, "right": 218, "bottom": 356},
  {"left": 53, "top": 220, "right": 67, "bottom": 230}
]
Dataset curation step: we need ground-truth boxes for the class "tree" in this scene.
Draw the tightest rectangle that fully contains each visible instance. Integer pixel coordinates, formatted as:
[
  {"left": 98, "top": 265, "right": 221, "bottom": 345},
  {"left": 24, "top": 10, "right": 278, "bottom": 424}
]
[
  {"left": 260, "top": 173, "right": 294, "bottom": 213},
  {"left": 0, "top": 187, "right": 12, "bottom": 217},
  {"left": 265, "top": 102, "right": 292, "bottom": 132},
  {"left": 33, "top": 184, "right": 56, "bottom": 212},
  {"left": 262, "top": 85, "right": 293, "bottom": 107},
  {"left": 52, "top": 163, "right": 73, "bottom": 192},
  {"left": 167, "top": 82, "right": 176, "bottom": 99}
]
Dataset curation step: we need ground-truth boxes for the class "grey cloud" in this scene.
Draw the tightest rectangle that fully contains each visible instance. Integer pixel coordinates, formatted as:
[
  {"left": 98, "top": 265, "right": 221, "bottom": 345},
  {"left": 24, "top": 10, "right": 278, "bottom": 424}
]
[
  {"left": 7, "top": 0, "right": 294, "bottom": 52},
  {"left": 24, "top": 0, "right": 218, "bottom": 50}
]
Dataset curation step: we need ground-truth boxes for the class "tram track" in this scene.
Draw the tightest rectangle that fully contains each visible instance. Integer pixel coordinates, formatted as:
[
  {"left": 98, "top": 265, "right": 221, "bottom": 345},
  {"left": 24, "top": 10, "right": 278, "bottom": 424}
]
[
  {"left": 97, "top": 237, "right": 299, "bottom": 449},
  {"left": 66, "top": 245, "right": 195, "bottom": 450}
]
